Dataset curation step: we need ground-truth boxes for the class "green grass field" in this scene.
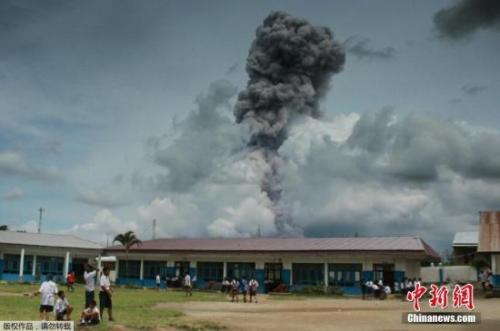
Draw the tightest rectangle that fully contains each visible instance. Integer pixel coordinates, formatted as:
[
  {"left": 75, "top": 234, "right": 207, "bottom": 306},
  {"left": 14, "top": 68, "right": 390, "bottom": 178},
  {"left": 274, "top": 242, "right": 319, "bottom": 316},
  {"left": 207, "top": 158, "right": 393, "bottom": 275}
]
[{"left": 0, "top": 282, "right": 227, "bottom": 330}]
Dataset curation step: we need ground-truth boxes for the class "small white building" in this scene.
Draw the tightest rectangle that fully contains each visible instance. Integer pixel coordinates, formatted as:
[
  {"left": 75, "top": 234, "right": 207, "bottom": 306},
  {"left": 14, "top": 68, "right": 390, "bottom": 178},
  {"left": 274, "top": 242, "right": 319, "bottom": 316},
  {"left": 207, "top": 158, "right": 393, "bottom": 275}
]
[
  {"left": 452, "top": 231, "right": 479, "bottom": 265},
  {"left": 0, "top": 231, "right": 102, "bottom": 283}
]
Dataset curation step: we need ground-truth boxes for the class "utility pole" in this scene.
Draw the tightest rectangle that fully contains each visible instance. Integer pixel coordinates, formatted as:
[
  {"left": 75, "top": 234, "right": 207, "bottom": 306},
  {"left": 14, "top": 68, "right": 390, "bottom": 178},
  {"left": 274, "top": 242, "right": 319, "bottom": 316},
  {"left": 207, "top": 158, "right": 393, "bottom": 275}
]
[
  {"left": 153, "top": 219, "right": 157, "bottom": 240},
  {"left": 38, "top": 208, "right": 44, "bottom": 234}
]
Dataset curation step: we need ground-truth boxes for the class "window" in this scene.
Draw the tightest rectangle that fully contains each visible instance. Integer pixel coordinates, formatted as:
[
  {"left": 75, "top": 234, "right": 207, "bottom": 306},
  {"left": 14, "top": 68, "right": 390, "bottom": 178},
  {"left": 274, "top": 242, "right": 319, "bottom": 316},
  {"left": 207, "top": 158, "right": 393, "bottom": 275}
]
[
  {"left": 118, "top": 260, "right": 141, "bottom": 278},
  {"left": 292, "top": 263, "right": 324, "bottom": 285},
  {"left": 37, "top": 256, "right": 64, "bottom": 275},
  {"left": 3, "top": 255, "right": 34, "bottom": 274},
  {"left": 328, "top": 263, "right": 362, "bottom": 287},
  {"left": 197, "top": 262, "right": 223, "bottom": 282},
  {"left": 264, "top": 263, "right": 282, "bottom": 281},
  {"left": 143, "top": 261, "right": 166, "bottom": 279},
  {"left": 4, "top": 254, "right": 19, "bottom": 273},
  {"left": 227, "top": 262, "right": 255, "bottom": 280}
]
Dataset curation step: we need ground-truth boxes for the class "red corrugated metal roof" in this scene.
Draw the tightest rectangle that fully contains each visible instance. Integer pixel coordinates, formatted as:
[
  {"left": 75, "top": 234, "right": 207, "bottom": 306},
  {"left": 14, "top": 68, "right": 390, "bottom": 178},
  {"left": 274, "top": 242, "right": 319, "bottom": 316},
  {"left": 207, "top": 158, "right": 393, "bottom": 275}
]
[{"left": 105, "top": 236, "right": 440, "bottom": 259}]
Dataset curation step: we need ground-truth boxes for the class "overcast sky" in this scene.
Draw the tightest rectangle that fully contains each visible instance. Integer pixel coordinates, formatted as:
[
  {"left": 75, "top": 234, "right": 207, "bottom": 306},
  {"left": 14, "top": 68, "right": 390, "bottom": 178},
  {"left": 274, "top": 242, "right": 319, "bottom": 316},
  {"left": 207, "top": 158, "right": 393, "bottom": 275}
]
[{"left": 1, "top": 0, "right": 499, "bottom": 253}]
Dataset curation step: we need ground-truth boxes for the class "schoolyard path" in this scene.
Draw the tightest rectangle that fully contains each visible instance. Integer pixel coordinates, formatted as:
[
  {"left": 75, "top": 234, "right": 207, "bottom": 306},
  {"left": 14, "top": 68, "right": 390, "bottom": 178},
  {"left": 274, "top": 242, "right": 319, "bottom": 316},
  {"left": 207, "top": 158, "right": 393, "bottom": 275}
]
[{"left": 155, "top": 296, "right": 500, "bottom": 331}]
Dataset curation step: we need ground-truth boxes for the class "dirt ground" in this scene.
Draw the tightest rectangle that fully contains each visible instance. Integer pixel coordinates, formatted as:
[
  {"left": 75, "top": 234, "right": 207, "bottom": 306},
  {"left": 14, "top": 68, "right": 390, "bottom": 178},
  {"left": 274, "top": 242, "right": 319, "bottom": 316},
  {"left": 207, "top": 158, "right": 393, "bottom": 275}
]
[{"left": 155, "top": 295, "right": 500, "bottom": 331}]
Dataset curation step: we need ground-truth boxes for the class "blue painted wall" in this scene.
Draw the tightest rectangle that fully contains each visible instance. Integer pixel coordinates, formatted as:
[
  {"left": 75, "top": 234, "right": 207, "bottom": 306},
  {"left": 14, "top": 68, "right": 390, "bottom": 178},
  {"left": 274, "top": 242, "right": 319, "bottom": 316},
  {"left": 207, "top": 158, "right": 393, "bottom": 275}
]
[
  {"left": 21, "top": 275, "right": 34, "bottom": 283},
  {"left": 116, "top": 277, "right": 144, "bottom": 287},
  {"left": 143, "top": 278, "right": 162, "bottom": 288},
  {"left": 2, "top": 273, "right": 20, "bottom": 282},
  {"left": 115, "top": 277, "right": 169, "bottom": 288},
  {"left": 394, "top": 271, "right": 405, "bottom": 283},
  {"left": 0, "top": 259, "right": 3, "bottom": 280},
  {"left": 282, "top": 269, "right": 291, "bottom": 286},
  {"left": 362, "top": 271, "right": 373, "bottom": 281},
  {"left": 166, "top": 266, "right": 176, "bottom": 277},
  {"left": 493, "top": 275, "right": 500, "bottom": 288},
  {"left": 255, "top": 269, "right": 265, "bottom": 293},
  {"left": 342, "top": 286, "right": 361, "bottom": 295}
]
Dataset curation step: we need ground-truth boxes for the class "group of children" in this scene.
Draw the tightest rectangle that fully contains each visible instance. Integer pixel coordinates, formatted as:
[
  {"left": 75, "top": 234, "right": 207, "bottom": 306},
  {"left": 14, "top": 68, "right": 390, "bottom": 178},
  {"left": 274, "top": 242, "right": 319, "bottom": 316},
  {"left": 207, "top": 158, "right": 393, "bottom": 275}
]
[
  {"left": 480, "top": 268, "right": 495, "bottom": 291},
  {"left": 361, "top": 279, "right": 392, "bottom": 300},
  {"left": 221, "top": 277, "right": 259, "bottom": 303},
  {"left": 361, "top": 277, "right": 421, "bottom": 300},
  {"left": 33, "top": 264, "right": 114, "bottom": 326}
]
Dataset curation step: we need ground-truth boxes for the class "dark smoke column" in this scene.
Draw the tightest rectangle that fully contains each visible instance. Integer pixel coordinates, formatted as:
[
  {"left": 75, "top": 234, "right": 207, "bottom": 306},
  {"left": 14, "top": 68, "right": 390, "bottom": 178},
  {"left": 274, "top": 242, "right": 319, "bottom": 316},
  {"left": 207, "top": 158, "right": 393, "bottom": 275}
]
[{"left": 235, "top": 11, "right": 345, "bottom": 235}]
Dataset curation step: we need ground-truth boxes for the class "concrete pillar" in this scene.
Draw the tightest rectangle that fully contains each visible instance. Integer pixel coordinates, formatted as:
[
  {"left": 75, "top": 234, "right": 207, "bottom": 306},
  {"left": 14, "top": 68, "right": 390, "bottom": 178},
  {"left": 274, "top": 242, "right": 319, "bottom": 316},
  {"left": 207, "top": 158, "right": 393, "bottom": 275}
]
[
  {"left": 97, "top": 254, "right": 102, "bottom": 274},
  {"left": 492, "top": 254, "right": 497, "bottom": 275},
  {"left": 19, "top": 248, "right": 25, "bottom": 279},
  {"left": 324, "top": 263, "right": 329, "bottom": 289},
  {"left": 140, "top": 259, "right": 144, "bottom": 280},
  {"left": 115, "top": 259, "right": 119, "bottom": 278},
  {"left": 223, "top": 262, "right": 227, "bottom": 279},
  {"left": 32, "top": 255, "right": 37, "bottom": 276},
  {"left": 63, "top": 251, "right": 70, "bottom": 276}
]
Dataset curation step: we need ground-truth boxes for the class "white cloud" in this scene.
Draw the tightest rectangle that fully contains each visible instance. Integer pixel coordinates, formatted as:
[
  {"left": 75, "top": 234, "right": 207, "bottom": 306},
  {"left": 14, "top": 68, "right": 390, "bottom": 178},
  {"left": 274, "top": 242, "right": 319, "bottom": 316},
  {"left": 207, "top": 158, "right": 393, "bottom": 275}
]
[
  {"left": 207, "top": 218, "right": 241, "bottom": 237},
  {"left": 0, "top": 151, "right": 61, "bottom": 181},
  {"left": 76, "top": 189, "right": 129, "bottom": 208},
  {"left": 67, "top": 209, "right": 138, "bottom": 243},
  {"left": 3, "top": 187, "right": 24, "bottom": 200},
  {"left": 207, "top": 196, "right": 275, "bottom": 237}
]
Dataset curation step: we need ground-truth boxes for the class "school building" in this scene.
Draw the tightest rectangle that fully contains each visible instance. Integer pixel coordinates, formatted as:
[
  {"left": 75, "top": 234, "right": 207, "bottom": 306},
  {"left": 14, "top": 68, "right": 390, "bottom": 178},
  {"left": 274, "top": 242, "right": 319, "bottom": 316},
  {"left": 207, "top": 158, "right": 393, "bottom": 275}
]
[
  {"left": 0, "top": 231, "right": 440, "bottom": 294},
  {"left": 103, "top": 236, "right": 440, "bottom": 294},
  {"left": 0, "top": 231, "right": 102, "bottom": 283}
]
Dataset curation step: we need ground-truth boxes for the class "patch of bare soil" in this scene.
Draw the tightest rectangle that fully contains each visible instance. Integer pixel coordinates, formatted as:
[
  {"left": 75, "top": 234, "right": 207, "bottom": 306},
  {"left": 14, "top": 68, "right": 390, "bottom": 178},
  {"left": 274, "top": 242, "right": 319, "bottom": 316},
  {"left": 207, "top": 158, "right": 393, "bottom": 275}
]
[
  {"left": 155, "top": 296, "right": 500, "bottom": 331},
  {"left": 0, "top": 291, "right": 25, "bottom": 297}
]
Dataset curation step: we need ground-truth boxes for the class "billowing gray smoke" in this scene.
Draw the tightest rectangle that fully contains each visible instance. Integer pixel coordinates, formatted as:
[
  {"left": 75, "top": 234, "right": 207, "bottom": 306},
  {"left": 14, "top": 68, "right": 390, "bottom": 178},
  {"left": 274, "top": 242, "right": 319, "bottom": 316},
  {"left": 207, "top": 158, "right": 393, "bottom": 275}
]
[{"left": 235, "top": 11, "right": 345, "bottom": 234}]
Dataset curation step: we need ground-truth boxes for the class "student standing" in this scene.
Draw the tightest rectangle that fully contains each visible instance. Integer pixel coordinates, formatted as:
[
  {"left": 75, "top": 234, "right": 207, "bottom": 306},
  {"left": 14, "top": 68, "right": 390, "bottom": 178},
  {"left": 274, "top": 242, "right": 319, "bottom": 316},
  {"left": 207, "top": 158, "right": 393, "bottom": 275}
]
[
  {"left": 55, "top": 290, "right": 73, "bottom": 321},
  {"left": 230, "top": 279, "right": 240, "bottom": 303},
  {"left": 156, "top": 274, "right": 161, "bottom": 291},
  {"left": 240, "top": 277, "right": 248, "bottom": 303},
  {"left": 360, "top": 278, "right": 366, "bottom": 300},
  {"left": 248, "top": 277, "right": 259, "bottom": 303},
  {"left": 222, "top": 278, "right": 230, "bottom": 294},
  {"left": 365, "top": 279, "right": 373, "bottom": 300},
  {"left": 34, "top": 274, "right": 58, "bottom": 321},
  {"left": 99, "top": 267, "right": 114, "bottom": 321},
  {"left": 184, "top": 273, "right": 192, "bottom": 296},
  {"left": 84, "top": 264, "right": 97, "bottom": 308}
]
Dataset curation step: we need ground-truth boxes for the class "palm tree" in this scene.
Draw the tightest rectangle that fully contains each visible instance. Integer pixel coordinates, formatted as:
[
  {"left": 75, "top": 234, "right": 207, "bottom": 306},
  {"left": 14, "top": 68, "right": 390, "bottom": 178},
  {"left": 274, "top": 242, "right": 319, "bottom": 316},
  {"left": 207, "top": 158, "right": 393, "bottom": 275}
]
[
  {"left": 113, "top": 231, "right": 142, "bottom": 283},
  {"left": 0, "top": 225, "right": 8, "bottom": 231}
]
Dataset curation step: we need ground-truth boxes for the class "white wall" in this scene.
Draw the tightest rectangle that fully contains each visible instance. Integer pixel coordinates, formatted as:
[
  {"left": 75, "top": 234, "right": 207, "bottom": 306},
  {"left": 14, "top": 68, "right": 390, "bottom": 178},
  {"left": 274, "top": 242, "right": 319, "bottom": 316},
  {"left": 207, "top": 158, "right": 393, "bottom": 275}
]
[
  {"left": 492, "top": 254, "right": 500, "bottom": 275},
  {"left": 421, "top": 266, "right": 477, "bottom": 283},
  {"left": 406, "top": 260, "right": 421, "bottom": 278}
]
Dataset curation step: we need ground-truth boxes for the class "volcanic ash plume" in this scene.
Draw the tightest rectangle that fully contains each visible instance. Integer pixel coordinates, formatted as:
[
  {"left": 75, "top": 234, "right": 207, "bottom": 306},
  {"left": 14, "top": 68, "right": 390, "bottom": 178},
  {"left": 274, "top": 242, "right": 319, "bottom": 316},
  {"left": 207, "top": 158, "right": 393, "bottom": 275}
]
[{"left": 235, "top": 11, "right": 345, "bottom": 234}]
